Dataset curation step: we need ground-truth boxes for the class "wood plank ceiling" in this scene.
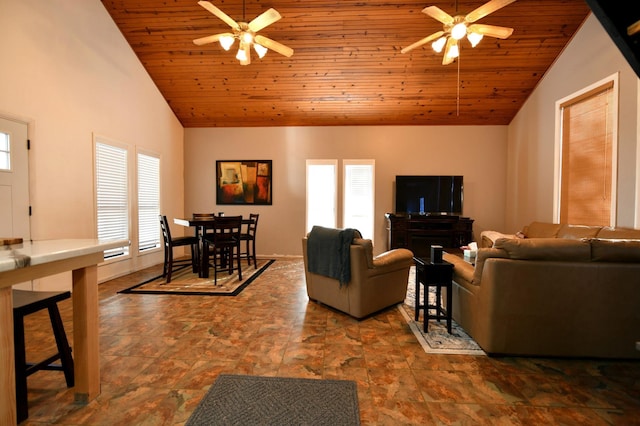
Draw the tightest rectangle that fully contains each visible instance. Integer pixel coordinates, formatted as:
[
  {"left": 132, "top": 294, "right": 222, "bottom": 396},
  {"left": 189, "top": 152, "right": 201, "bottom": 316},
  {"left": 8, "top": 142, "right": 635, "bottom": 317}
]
[{"left": 101, "top": 0, "right": 592, "bottom": 127}]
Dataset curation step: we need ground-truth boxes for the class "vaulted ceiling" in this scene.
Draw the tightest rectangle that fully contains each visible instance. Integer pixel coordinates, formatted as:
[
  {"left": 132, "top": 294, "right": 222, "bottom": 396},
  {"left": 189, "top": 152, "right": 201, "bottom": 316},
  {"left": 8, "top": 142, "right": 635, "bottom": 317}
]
[{"left": 101, "top": 0, "right": 591, "bottom": 127}]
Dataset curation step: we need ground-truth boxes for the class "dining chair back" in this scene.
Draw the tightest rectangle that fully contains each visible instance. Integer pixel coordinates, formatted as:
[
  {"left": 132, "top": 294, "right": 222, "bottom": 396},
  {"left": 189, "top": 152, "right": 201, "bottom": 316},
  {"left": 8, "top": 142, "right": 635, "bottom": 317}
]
[
  {"left": 240, "top": 213, "right": 260, "bottom": 268},
  {"left": 204, "top": 215, "right": 243, "bottom": 284},
  {"left": 159, "top": 215, "right": 199, "bottom": 283}
]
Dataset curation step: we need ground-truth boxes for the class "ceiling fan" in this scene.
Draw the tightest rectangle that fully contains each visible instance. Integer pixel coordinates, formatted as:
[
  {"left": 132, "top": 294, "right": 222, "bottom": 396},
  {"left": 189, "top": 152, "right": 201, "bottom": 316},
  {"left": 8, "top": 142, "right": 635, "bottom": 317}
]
[
  {"left": 402, "top": 0, "right": 516, "bottom": 65},
  {"left": 193, "top": 0, "right": 293, "bottom": 65}
]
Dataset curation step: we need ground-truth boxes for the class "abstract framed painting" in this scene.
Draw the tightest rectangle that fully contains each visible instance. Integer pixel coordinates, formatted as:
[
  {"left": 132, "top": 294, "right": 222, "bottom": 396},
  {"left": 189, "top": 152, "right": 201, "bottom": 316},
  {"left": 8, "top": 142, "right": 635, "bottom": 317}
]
[{"left": 216, "top": 160, "right": 272, "bottom": 205}]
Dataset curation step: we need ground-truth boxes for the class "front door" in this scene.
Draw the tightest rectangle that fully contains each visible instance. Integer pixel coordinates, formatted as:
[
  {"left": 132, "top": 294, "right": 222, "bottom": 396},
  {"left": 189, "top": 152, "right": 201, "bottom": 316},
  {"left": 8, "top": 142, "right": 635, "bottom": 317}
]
[{"left": 0, "top": 117, "right": 30, "bottom": 240}]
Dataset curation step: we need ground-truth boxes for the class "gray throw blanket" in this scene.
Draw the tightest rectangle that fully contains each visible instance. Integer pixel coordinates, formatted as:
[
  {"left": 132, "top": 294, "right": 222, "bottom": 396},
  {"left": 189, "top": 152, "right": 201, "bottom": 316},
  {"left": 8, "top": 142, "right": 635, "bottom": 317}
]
[{"left": 307, "top": 226, "right": 359, "bottom": 286}]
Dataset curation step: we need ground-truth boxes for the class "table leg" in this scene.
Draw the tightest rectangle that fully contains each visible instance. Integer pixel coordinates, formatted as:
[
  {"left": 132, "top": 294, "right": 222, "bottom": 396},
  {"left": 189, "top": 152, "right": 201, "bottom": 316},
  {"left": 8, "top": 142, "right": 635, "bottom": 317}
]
[
  {"left": 200, "top": 233, "right": 209, "bottom": 279},
  {"left": 423, "top": 285, "right": 428, "bottom": 333},
  {"left": 446, "top": 283, "right": 452, "bottom": 334},
  {"left": 435, "top": 285, "right": 442, "bottom": 322},
  {"left": 193, "top": 227, "right": 200, "bottom": 274},
  {"left": 0, "top": 286, "right": 17, "bottom": 425},
  {"left": 72, "top": 265, "right": 100, "bottom": 404},
  {"left": 414, "top": 268, "right": 421, "bottom": 321}
]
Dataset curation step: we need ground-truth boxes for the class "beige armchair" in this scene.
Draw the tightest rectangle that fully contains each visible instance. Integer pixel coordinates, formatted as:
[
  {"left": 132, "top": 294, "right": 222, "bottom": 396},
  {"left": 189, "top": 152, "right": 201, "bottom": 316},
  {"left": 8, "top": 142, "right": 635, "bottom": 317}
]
[{"left": 302, "top": 233, "right": 414, "bottom": 319}]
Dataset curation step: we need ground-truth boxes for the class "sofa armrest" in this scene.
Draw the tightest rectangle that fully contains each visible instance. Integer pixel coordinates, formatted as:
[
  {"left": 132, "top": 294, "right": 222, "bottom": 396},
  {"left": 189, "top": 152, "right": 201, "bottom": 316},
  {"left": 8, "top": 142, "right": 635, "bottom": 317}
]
[
  {"left": 372, "top": 248, "right": 413, "bottom": 270},
  {"left": 480, "top": 230, "right": 516, "bottom": 248},
  {"left": 472, "top": 248, "right": 510, "bottom": 284}
]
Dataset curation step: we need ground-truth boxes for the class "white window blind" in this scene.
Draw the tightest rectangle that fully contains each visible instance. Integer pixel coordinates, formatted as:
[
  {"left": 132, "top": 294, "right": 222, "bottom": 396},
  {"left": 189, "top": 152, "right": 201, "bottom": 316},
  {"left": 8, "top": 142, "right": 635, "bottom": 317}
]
[
  {"left": 137, "top": 152, "right": 160, "bottom": 252},
  {"left": 306, "top": 160, "right": 337, "bottom": 233},
  {"left": 0, "top": 132, "right": 9, "bottom": 170},
  {"left": 343, "top": 160, "right": 375, "bottom": 240},
  {"left": 95, "top": 141, "right": 129, "bottom": 259}
]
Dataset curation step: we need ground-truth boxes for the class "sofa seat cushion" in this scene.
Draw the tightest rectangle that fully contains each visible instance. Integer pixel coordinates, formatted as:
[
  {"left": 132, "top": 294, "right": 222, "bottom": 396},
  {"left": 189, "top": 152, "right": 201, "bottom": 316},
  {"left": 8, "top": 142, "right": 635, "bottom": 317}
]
[
  {"left": 494, "top": 238, "right": 591, "bottom": 261},
  {"left": 590, "top": 238, "right": 640, "bottom": 262}
]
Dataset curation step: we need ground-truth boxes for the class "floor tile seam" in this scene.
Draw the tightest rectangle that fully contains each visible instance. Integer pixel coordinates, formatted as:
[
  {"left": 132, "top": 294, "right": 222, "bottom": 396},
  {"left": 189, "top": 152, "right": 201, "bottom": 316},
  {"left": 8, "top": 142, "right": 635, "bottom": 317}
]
[
  {"left": 322, "top": 341, "right": 365, "bottom": 348},
  {"left": 506, "top": 400, "right": 623, "bottom": 410}
]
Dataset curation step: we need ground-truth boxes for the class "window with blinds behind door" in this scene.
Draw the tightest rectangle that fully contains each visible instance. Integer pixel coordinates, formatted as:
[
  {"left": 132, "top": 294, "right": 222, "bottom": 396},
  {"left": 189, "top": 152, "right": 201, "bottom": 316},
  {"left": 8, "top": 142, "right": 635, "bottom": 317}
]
[{"left": 559, "top": 80, "right": 615, "bottom": 226}]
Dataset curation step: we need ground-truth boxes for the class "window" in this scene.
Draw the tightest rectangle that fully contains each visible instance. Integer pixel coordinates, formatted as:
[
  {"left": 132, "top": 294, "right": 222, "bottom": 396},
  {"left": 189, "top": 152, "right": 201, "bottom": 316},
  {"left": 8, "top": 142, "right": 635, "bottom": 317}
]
[
  {"left": 306, "top": 159, "right": 375, "bottom": 241},
  {"left": 343, "top": 160, "right": 375, "bottom": 240},
  {"left": 95, "top": 139, "right": 129, "bottom": 259},
  {"left": 306, "top": 160, "right": 337, "bottom": 233},
  {"left": 555, "top": 75, "right": 618, "bottom": 226},
  {"left": 137, "top": 152, "right": 160, "bottom": 252},
  {"left": 0, "top": 132, "right": 9, "bottom": 171}
]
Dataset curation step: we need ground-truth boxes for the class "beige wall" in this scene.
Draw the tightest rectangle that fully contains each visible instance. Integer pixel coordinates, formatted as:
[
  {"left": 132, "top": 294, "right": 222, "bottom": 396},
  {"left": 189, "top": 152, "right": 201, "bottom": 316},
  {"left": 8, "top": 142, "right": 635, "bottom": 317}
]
[
  {"left": 184, "top": 126, "right": 508, "bottom": 256},
  {"left": 10, "top": 2, "right": 633, "bottom": 281},
  {"left": 0, "top": 0, "right": 185, "bottom": 286},
  {"left": 507, "top": 14, "right": 640, "bottom": 231}
]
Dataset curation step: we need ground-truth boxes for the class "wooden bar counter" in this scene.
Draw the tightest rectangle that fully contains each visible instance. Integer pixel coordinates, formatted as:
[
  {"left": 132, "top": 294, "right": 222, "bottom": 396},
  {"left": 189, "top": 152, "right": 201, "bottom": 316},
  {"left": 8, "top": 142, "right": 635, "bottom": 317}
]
[{"left": 0, "top": 239, "right": 127, "bottom": 425}]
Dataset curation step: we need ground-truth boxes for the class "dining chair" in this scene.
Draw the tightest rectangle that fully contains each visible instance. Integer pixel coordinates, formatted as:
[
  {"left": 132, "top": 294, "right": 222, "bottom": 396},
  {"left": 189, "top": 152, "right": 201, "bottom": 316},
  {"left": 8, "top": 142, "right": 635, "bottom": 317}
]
[
  {"left": 240, "top": 213, "right": 259, "bottom": 268},
  {"left": 159, "top": 215, "right": 199, "bottom": 283},
  {"left": 203, "top": 215, "right": 243, "bottom": 284}
]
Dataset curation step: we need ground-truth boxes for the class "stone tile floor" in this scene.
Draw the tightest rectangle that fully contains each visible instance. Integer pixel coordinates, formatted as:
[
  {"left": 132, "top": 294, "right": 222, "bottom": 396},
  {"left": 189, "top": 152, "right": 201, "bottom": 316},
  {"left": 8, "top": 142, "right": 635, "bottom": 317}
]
[{"left": 18, "top": 258, "right": 640, "bottom": 425}]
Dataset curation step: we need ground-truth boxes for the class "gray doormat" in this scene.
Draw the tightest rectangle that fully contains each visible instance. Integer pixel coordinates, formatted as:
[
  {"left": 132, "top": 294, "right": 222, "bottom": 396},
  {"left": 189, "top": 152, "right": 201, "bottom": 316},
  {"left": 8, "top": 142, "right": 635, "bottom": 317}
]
[{"left": 186, "top": 374, "right": 360, "bottom": 426}]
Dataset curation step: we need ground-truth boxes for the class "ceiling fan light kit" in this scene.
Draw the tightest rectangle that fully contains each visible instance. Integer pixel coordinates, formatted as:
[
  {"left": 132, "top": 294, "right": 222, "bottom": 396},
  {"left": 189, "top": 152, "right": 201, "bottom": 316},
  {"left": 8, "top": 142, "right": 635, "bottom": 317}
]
[
  {"left": 402, "top": 0, "right": 516, "bottom": 65},
  {"left": 193, "top": 0, "right": 293, "bottom": 65}
]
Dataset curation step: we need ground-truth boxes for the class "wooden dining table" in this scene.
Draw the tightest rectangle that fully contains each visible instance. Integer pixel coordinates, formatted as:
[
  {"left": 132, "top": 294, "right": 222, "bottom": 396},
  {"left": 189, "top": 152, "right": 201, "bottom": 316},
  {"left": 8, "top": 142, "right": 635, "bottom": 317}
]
[{"left": 173, "top": 216, "right": 253, "bottom": 279}]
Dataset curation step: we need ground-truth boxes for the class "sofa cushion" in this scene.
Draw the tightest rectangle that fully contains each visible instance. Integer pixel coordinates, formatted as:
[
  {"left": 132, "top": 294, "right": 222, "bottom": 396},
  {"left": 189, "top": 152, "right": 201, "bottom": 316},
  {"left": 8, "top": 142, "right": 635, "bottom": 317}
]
[
  {"left": 557, "top": 224, "right": 602, "bottom": 239},
  {"left": 523, "top": 222, "right": 562, "bottom": 238},
  {"left": 494, "top": 237, "right": 591, "bottom": 261},
  {"left": 590, "top": 238, "right": 640, "bottom": 262},
  {"left": 596, "top": 226, "right": 640, "bottom": 239}
]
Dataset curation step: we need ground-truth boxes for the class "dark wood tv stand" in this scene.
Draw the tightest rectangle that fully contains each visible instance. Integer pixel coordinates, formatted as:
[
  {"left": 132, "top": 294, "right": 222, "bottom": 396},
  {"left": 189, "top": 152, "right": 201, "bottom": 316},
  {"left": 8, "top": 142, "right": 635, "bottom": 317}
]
[{"left": 385, "top": 213, "right": 474, "bottom": 258}]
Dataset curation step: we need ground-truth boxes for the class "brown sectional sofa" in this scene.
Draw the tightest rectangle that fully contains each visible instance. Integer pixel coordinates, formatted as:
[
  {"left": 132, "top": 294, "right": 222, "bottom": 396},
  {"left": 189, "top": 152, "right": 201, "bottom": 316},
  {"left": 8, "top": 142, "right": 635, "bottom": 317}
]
[{"left": 443, "top": 222, "right": 640, "bottom": 358}]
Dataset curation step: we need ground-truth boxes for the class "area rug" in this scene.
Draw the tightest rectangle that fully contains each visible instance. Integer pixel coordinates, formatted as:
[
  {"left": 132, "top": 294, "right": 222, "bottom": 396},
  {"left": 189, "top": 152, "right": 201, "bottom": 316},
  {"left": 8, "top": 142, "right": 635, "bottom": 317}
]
[
  {"left": 118, "top": 258, "right": 275, "bottom": 296},
  {"left": 400, "top": 267, "right": 485, "bottom": 356},
  {"left": 186, "top": 374, "right": 360, "bottom": 426}
]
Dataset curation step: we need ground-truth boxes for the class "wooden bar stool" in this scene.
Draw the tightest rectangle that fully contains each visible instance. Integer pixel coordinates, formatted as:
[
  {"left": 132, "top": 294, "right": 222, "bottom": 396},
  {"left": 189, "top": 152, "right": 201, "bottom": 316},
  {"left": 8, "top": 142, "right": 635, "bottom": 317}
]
[{"left": 13, "top": 289, "right": 75, "bottom": 423}]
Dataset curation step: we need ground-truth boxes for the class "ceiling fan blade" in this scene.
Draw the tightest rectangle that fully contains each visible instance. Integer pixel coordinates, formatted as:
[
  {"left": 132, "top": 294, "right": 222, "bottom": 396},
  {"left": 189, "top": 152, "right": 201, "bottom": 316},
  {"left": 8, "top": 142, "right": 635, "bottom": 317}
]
[
  {"left": 422, "top": 6, "right": 454, "bottom": 25},
  {"left": 442, "top": 37, "right": 457, "bottom": 65},
  {"left": 197, "top": 1, "right": 239, "bottom": 29},
  {"left": 248, "top": 8, "right": 282, "bottom": 33},
  {"left": 467, "top": 24, "right": 513, "bottom": 39},
  {"left": 193, "top": 32, "right": 233, "bottom": 46},
  {"left": 465, "top": 0, "right": 516, "bottom": 23},
  {"left": 401, "top": 31, "right": 445, "bottom": 54},
  {"left": 255, "top": 35, "right": 294, "bottom": 57}
]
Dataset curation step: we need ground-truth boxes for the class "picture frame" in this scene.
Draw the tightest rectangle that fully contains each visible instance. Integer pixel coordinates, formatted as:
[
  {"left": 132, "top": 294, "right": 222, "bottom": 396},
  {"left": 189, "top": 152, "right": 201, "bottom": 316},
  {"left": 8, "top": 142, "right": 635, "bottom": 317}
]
[{"left": 216, "top": 160, "right": 272, "bottom": 205}]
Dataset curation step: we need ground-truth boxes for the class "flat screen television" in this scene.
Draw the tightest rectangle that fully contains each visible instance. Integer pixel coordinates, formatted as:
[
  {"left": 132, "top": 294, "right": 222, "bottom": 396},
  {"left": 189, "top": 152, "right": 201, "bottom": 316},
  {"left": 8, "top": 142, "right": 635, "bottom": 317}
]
[{"left": 395, "top": 175, "right": 463, "bottom": 215}]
